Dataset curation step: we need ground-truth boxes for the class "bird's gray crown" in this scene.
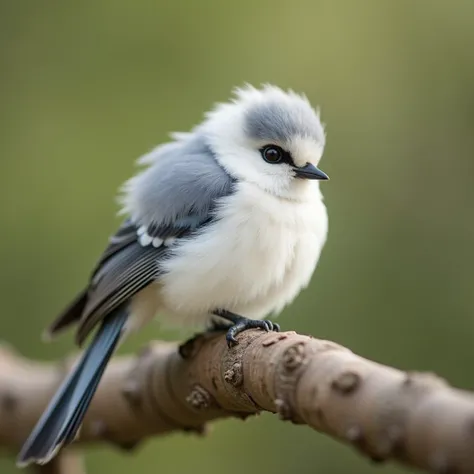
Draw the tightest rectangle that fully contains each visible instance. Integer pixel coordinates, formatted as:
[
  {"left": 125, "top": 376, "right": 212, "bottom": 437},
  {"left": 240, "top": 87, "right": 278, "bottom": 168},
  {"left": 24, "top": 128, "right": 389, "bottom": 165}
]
[{"left": 240, "top": 85, "right": 325, "bottom": 147}]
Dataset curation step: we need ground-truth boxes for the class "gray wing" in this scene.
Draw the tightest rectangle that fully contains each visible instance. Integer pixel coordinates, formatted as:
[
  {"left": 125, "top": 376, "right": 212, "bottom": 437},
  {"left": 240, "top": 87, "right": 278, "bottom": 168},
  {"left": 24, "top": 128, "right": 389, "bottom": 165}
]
[
  {"left": 74, "top": 219, "right": 168, "bottom": 344},
  {"left": 46, "top": 136, "right": 235, "bottom": 345}
]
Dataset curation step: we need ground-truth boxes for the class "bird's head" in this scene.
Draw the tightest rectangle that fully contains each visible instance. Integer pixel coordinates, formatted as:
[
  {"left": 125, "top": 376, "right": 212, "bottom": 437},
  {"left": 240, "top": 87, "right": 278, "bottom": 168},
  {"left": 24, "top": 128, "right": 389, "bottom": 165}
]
[{"left": 201, "top": 84, "right": 328, "bottom": 200}]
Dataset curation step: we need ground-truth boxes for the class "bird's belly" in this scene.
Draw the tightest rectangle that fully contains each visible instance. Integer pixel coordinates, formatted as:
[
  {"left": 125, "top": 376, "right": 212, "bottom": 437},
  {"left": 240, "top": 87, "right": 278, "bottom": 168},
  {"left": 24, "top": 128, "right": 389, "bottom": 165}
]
[{"left": 157, "top": 185, "right": 327, "bottom": 328}]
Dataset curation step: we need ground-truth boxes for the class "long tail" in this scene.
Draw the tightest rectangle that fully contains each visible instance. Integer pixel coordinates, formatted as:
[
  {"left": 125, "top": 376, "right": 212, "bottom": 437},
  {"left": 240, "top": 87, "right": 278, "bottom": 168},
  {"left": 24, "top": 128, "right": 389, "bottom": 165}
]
[{"left": 17, "top": 309, "right": 128, "bottom": 467}]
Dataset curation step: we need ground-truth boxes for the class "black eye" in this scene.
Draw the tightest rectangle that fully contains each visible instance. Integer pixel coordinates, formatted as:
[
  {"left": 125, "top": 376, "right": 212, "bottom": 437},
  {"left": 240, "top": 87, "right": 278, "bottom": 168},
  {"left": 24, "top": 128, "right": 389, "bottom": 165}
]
[{"left": 261, "top": 145, "right": 283, "bottom": 164}]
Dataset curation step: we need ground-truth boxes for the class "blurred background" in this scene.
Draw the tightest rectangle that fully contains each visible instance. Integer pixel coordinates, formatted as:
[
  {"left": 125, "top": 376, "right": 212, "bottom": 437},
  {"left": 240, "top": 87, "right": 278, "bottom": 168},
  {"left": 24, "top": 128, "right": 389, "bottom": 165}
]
[{"left": 1, "top": 1, "right": 474, "bottom": 473}]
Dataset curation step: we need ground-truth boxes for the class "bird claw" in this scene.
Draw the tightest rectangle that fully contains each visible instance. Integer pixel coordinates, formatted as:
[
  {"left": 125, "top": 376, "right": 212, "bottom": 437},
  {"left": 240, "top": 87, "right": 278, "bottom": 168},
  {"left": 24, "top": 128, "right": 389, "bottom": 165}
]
[
  {"left": 225, "top": 317, "right": 280, "bottom": 348},
  {"left": 263, "top": 320, "right": 280, "bottom": 332},
  {"left": 211, "top": 309, "right": 280, "bottom": 348}
]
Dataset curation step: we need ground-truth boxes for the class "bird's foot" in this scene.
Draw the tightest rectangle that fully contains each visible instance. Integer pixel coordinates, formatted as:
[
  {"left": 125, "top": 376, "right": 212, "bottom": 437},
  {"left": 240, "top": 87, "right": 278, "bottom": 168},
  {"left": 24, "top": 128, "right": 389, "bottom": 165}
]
[
  {"left": 207, "top": 318, "right": 233, "bottom": 333},
  {"left": 213, "top": 309, "right": 280, "bottom": 348}
]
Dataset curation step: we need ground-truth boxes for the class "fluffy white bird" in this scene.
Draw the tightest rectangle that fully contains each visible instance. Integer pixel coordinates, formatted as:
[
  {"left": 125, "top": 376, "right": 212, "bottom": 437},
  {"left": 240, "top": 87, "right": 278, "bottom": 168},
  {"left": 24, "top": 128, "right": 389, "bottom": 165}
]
[{"left": 18, "top": 84, "right": 329, "bottom": 467}]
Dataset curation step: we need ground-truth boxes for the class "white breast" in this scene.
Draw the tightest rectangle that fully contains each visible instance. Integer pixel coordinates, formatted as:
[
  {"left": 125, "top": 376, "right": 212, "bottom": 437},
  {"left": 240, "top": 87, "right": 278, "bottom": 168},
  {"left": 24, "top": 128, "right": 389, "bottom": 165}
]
[{"left": 156, "top": 181, "right": 328, "bottom": 328}]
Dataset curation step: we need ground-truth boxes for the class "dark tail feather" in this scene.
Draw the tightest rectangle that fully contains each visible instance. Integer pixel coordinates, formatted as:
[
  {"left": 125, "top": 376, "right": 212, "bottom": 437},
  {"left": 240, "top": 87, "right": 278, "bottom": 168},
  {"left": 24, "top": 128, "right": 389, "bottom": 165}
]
[
  {"left": 17, "top": 309, "right": 128, "bottom": 467},
  {"left": 43, "top": 290, "right": 89, "bottom": 341}
]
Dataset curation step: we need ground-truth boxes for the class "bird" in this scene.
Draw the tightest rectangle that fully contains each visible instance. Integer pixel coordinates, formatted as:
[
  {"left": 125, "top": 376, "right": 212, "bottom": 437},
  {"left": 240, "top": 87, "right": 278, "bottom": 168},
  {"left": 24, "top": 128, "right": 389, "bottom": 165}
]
[{"left": 17, "top": 84, "right": 329, "bottom": 467}]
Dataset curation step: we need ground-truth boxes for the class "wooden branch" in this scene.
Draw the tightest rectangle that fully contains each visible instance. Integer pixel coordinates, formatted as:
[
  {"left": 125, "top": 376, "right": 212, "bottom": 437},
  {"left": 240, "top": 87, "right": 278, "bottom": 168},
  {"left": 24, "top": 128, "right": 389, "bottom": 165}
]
[{"left": 1, "top": 330, "right": 474, "bottom": 473}]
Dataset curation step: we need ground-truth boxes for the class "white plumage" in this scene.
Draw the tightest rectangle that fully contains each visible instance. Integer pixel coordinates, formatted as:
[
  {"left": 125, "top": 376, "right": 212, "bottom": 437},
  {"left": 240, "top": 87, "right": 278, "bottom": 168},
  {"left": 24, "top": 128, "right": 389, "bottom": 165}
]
[{"left": 153, "top": 181, "right": 325, "bottom": 328}]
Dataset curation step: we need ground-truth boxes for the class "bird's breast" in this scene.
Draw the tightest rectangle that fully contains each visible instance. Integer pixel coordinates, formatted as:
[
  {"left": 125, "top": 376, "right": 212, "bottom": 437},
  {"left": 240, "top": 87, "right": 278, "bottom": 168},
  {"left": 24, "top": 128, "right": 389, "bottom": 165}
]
[{"left": 158, "top": 182, "right": 328, "bottom": 327}]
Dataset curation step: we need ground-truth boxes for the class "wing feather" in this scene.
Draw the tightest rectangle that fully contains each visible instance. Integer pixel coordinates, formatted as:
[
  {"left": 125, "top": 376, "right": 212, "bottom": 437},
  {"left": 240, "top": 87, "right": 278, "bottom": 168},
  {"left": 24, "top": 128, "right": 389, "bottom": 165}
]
[{"left": 46, "top": 135, "right": 236, "bottom": 345}]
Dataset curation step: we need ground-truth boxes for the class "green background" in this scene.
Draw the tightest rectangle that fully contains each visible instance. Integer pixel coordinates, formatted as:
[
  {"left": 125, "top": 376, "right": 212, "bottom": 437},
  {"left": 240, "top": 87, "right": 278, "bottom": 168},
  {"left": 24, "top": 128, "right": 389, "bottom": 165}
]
[{"left": 1, "top": 1, "right": 474, "bottom": 473}]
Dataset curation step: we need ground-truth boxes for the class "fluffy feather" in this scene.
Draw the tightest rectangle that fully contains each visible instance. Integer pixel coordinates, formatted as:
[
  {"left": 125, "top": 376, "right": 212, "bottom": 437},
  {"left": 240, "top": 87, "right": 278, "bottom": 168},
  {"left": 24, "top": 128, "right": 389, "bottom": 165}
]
[{"left": 158, "top": 179, "right": 327, "bottom": 327}]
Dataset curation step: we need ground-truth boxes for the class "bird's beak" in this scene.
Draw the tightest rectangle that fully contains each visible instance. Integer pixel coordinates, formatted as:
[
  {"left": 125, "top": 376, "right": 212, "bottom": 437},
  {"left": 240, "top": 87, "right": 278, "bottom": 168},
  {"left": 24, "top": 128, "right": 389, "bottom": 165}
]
[{"left": 293, "top": 163, "right": 329, "bottom": 180}]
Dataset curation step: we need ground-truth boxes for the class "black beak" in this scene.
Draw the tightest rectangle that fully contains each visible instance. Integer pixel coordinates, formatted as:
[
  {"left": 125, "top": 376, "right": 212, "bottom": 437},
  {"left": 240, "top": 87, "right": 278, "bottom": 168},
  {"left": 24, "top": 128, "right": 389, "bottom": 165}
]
[{"left": 293, "top": 163, "right": 329, "bottom": 180}]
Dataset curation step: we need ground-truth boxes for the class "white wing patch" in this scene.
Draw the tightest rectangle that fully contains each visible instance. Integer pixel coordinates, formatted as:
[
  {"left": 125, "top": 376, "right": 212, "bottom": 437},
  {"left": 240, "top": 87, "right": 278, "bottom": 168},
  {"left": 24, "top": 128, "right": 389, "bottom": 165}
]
[
  {"left": 137, "top": 229, "right": 175, "bottom": 248},
  {"left": 138, "top": 233, "right": 153, "bottom": 247},
  {"left": 152, "top": 237, "right": 163, "bottom": 248}
]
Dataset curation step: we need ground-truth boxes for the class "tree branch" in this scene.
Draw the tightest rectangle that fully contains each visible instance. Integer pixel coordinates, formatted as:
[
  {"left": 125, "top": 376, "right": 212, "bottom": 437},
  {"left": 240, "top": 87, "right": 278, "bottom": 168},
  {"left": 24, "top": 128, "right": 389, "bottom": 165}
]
[{"left": 1, "top": 330, "right": 474, "bottom": 473}]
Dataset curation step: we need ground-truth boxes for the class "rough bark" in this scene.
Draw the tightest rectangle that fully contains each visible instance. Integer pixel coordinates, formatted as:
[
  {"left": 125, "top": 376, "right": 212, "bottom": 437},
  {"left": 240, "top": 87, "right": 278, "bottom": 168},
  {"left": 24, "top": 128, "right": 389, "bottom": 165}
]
[{"left": 1, "top": 330, "right": 474, "bottom": 474}]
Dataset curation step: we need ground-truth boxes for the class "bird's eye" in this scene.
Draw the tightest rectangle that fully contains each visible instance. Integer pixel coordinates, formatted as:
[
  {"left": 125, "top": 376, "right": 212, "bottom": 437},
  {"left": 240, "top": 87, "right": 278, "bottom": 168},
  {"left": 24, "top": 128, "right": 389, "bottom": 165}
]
[{"left": 261, "top": 145, "right": 283, "bottom": 164}]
